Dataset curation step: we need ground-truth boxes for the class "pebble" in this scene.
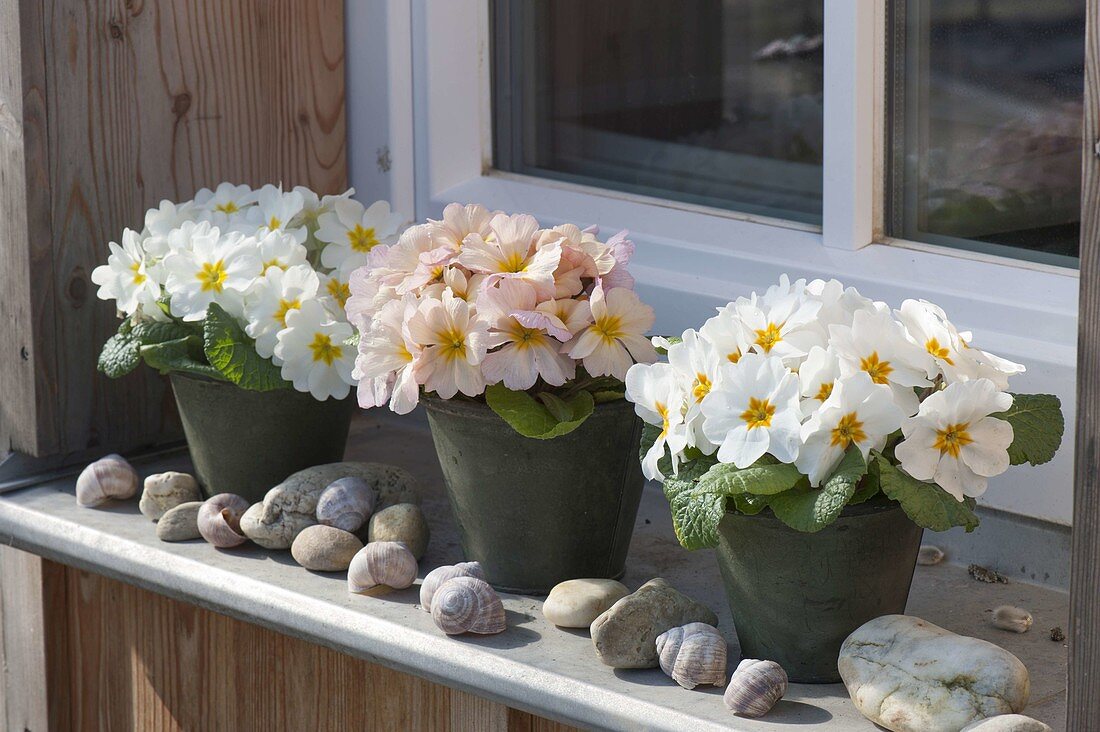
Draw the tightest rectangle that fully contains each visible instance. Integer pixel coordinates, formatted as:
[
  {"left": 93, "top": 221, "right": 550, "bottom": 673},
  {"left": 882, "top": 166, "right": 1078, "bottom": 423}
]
[
  {"left": 291, "top": 525, "right": 364, "bottom": 572},
  {"left": 968, "top": 564, "right": 1009, "bottom": 584},
  {"left": 991, "top": 605, "right": 1032, "bottom": 634},
  {"left": 839, "top": 615, "right": 1029, "bottom": 732},
  {"left": 543, "top": 579, "right": 630, "bottom": 628},
  {"left": 590, "top": 578, "right": 718, "bottom": 668},
  {"left": 960, "top": 715, "right": 1052, "bottom": 732},
  {"left": 917, "top": 545, "right": 945, "bottom": 565},
  {"left": 368, "top": 504, "right": 430, "bottom": 560},
  {"left": 140, "top": 471, "right": 203, "bottom": 521},
  {"left": 1050, "top": 626, "right": 1065, "bottom": 642},
  {"left": 155, "top": 502, "right": 204, "bottom": 542}
]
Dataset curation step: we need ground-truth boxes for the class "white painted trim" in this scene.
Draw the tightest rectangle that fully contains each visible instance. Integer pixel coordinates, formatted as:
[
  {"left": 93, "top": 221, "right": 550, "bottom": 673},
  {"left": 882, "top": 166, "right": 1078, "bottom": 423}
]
[
  {"left": 822, "top": 0, "right": 879, "bottom": 250},
  {"left": 386, "top": 0, "right": 416, "bottom": 217}
]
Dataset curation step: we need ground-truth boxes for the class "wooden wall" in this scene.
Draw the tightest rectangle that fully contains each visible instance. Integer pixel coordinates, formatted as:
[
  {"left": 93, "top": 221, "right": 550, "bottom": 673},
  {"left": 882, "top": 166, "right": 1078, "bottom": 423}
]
[
  {"left": 0, "top": 0, "right": 347, "bottom": 459},
  {"left": 1069, "top": 0, "right": 1100, "bottom": 726},
  {"left": 0, "top": 546, "right": 578, "bottom": 732}
]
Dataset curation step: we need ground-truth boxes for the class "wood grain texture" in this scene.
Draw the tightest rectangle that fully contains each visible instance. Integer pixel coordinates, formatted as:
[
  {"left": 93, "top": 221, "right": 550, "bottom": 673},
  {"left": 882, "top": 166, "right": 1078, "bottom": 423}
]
[
  {"left": 1070, "top": 0, "right": 1100, "bottom": 726},
  {"left": 31, "top": 561, "right": 578, "bottom": 731},
  {"left": 1, "top": 0, "right": 347, "bottom": 458},
  {"left": 0, "top": 546, "right": 49, "bottom": 732}
]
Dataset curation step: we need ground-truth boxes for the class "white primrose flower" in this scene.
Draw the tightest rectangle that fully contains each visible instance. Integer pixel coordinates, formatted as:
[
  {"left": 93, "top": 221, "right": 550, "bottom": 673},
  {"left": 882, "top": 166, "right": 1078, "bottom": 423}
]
[
  {"left": 960, "top": 345, "right": 1026, "bottom": 390},
  {"left": 458, "top": 213, "right": 562, "bottom": 298},
  {"left": 795, "top": 372, "right": 906, "bottom": 486},
  {"left": 829, "top": 308, "right": 934, "bottom": 415},
  {"left": 194, "top": 183, "right": 256, "bottom": 225},
  {"left": 735, "top": 287, "right": 823, "bottom": 366},
  {"left": 667, "top": 329, "right": 721, "bottom": 454},
  {"left": 318, "top": 198, "right": 405, "bottom": 271},
  {"left": 427, "top": 202, "right": 494, "bottom": 251},
  {"left": 255, "top": 229, "right": 308, "bottom": 273},
  {"left": 625, "top": 362, "right": 689, "bottom": 480},
  {"left": 408, "top": 290, "right": 491, "bottom": 399},
  {"left": 354, "top": 295, "right": 421, "bottom": 414},
  {"left": 805, "top": 278, "right": 885, "bottom": 332},
  {"left": 248, "top": 185, "right": 307, "bottom": 242},
  {"left": 563, "top": 284, "right": 657, "bottom": 381},
  {"left": 274, "top": 299, "right": 356, "bottom": 400},
  {"left": 894, "top": 379, "right": 1014, "bottom": 500},
  {"left": 91, "top": 229, "right": 162, "bottom": 316},
  {"left": 479, "top": 279, "right": 575, "bottom": 390},
  {"left": 894, "top": 299, "right": 971, "bottom": 382},
  {"left": 798, "top": 346, "right": 843, "bottom": 417},
  {"left": 699, "top": 305, "right": 755, "bottom": 366},
  {"left": 141, "top": 200, "right": 199, "bottom": 256},
  {"left": 243, "top": 264, "right": 320, "bottom": 359},
  {"left": 701, "top": 354, "right": 803, "bottom": 468},
  {"left": 162, "top": 228, "right": 261, "bottom": 321}
]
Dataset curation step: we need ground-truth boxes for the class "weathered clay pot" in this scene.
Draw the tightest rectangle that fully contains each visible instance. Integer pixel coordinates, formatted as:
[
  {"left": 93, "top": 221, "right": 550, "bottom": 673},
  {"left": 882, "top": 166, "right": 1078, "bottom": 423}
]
[
  {"left": 170, "top": 373, "right": 355, "bottom": 503},
  {"left": 423, "top": 396, "right": 645, "bottom": 595},
  {"left": 715, "top": 496, "right": 923, "bottom": 683}
]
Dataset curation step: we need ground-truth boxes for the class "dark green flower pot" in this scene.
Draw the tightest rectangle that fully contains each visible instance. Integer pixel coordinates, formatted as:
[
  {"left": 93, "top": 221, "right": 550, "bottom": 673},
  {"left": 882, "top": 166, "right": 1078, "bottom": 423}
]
[
  {"left": 423, "top": 395, "right": 645, "bottom": 595},
  {"left": 170, "top": 373, "right": 355, "bottom": 504},
  {"left": 715, "top": 496, "right": 923, "bottom": 683}
]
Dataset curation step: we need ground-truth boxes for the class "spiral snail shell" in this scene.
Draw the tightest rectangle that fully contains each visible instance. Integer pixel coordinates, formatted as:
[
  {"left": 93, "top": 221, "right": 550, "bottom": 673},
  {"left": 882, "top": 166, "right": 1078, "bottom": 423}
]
[
  {"left": 724, "top": 658, "right": 788, "bottom": 718},
  {"left": 197, "top": 494, "right": 250, "bottom": 548},
  {"left": 655, "top": 622, "right": 727, "bottom": 689},
  {"left": 76, "top": 454, "right": 140, "bottom": 507},
  {"left": 316, "top": 477, "right": 376, "bottom": 534},
  {"left": 431, "top": 576, "right": 506, "bottom": 635},
  {"left": 347, "top": 541, "right": 418, "bottom": 593},
  {"left": 419, "top": 562, "right": 485, "bottom": 612}
]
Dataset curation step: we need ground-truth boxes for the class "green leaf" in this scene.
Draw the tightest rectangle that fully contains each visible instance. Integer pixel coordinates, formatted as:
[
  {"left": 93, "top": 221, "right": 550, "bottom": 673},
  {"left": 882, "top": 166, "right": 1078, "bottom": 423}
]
[
  {"left": 343, "top": 332, "right": 361, "bottom": 349},
  {"left": 141, "top": 337, "right": 226, "bottom": 381},
  {"left": 654, "top": 335, "right": 682, "bottom": 356},
  {"left": 485, "top": 384, "right": 595, "bottom": 439},
  {"left": 875, "top": 454, "right": 979, "bottom": 532},
  {"left": 996, "top": 393, "right": 1064, "bottom": 466},
  {"left": 203, "top": 303, "right": 288, "bottom": 391},
  {"left": 730, "top": 492, "right": 769, "bottom": 515},
  {"left": 592, "top": 389, "right": 626, "bottom": 404},
  {"left": 97, "top": 323, "right": 141, "bottom": 378},
  {"left": 132, "top": 320, "right": 195, "bottom": 346},
  {"left": 537, "top": 392, "right": 574, "bottom": 423},
  {"left": 696, "top": 461, "right": 804, "bottom": 497},
  {"left": 768, "top": 447, "right": 866, "bottom": 532},
  {"left": 662, "top": 460, "right": 727, "bottom": 550}
]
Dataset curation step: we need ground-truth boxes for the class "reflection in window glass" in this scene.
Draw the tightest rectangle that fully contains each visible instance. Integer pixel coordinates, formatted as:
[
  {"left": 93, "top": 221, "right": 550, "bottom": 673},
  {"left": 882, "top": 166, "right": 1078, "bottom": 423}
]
[
  {"left": 887, "top": 0, "right": 1084, "bottom": 265},
  {"left": 492, "top": 1, "right": 824, "bottom": 224}
]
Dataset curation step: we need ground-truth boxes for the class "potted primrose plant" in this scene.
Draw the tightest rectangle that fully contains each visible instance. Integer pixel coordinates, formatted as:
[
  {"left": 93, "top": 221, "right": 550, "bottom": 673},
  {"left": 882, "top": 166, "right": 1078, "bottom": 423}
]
[
  {"left": 625, "top": 276, "right": 1064, "bottom": 683},
  {"left": 348, "top": 204, "right": 657, "bottom": 593},
  {"left": 92, "top": 182, "right": 406, "bottom": 502}
]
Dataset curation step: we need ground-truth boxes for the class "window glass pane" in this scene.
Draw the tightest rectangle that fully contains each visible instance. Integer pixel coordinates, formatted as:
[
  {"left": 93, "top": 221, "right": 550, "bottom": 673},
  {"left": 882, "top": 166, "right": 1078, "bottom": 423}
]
[
  {"left": 492, "top": 1, "right": 824, "bottom": 224},
  {"left": 887, "top": 1, "right": 1084, "bottom": 265}
]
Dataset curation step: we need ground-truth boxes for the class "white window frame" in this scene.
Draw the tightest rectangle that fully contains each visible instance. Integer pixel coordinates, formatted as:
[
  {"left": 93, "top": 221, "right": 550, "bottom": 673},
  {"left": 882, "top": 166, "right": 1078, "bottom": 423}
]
[{"left": 359, "top": 0, "right": 1079, "bottom": 524}]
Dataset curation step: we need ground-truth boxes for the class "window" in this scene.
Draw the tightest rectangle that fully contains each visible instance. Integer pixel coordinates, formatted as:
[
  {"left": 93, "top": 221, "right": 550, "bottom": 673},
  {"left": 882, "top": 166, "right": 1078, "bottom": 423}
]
[
  {"left": 492, "top": 0, "right": 1085, "bottom": 266},
  {"left": 886, "top": 0, "right": 1085, "bottom": 267},
  {"left": 492, "top": 1, "right": 825, "bottom": 224}
]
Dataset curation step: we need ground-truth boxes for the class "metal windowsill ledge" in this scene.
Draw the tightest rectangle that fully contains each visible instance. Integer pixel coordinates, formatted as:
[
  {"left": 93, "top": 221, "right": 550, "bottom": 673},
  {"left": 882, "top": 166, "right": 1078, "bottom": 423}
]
[{"left": 0, "top": 413, "right": 1069, "bottom": 731}]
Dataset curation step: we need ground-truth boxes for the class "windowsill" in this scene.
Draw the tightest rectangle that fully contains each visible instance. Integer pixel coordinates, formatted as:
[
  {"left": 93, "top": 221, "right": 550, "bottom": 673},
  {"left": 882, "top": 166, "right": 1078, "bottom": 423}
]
[{"left": 0, "top": 412, "right": 1067, "bottom": 731}]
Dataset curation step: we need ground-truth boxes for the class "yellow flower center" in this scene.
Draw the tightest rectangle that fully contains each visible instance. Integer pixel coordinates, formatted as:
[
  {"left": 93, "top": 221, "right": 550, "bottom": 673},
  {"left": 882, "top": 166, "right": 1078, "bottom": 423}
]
[
  {"left": 830, "top": 412, "right": 867, "bottom": 449},
  {"left": 754, "top": 322, "right": 783, "bottom": 353},
  {"left": 692, "top": 373, "right": 711, "bottom": 403},
  {"left": 594, "top": 314, "right": 624, "bottom": 344},
  {"left": 934, "top": 422, "right": 973, "bottom": 458},
  {"left": 130, "top": 261, "right": 146, "bottom": 285},
  {"left": 502, "top": 251, "right": 527, "bottom": 273},
  {"left": 740, "top": 397, "right": 775, "bottom": 430},
  {"left": 196, "top": 260, "right": 228, "bottom": 293},
  {"left": 308, "top": 332, "right": 341, "bottom": 365},
  {"left": 656, "top": 401, "right": 670, "bottom": 438},
  {"left": 268, "top": 216, "right": 282, "bottom": 230},
  {"left": 262, "top": 258, "right": 286, "bottom": 271},
  {"left": 512, "top": 326, "right": 545, "bottom": 349},
  {"left": 347, "top": 224, "right": 379, "bottom": 253},
  {"left": 860, "top": 351, "right": 894, "bottom": 385},
  {"left": 926, "top": 338, "right": 954, "bottom": 365},
  {"left": 214, "top": 201, "right": 239, "bottom": 214},
  {"left": 815, "top": 381, "right": 834, "bottom": 402},
  {"left": 727, "top": 349, "right": 742, "bottom": 364},
  {"left": 327, "top": 278, "right": 350, "bottom": 307},
  {"left": 274, "top": 298, "right": 300, "bottom": 327}
]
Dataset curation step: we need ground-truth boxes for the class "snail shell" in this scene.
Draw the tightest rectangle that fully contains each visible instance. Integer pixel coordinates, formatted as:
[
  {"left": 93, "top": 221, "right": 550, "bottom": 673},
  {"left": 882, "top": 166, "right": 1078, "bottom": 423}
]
[
  {"left": 76, "top": 454, "right": 139, "bottom": 507},
  {"left": 419, "top": 562, "right": 485, "bottom": 612},
  {"left": 917, "top": 544, "right": 945, "bottom": 566},
  {"left": 347, "top": 541, "right": 418, "bottom": 593},
  {"left": 431, "top": 576, "right": 506, "bottom": 635},
  {"left": 724, "top": 659, "right": 788, "bottom": 718},
  {"left": 992, "top": 605, "right": 1033, "bottom": 633},
  {"left": 197, "top": 494, "right": 250, "bottom": 548},
  {"left": 656, "top": 622, "right": 727, "bottom": 689},
  {"left": 316, "top": 477, "right": 376, "bottom": 533}
]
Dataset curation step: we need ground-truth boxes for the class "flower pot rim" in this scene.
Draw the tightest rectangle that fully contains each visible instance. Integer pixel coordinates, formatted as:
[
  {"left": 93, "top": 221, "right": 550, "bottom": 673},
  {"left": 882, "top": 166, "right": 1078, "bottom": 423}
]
[
  {"left": 420, "top": 392, "right": 634, "bottom": 421},
  {"left": 724, "top": 493, "right": 906, "bottom": 522}
]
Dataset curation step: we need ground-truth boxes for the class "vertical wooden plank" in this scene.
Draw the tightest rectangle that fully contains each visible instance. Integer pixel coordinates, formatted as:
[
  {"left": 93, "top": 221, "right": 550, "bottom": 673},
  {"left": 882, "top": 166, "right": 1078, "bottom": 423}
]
[
  {"left": 0, "top": 547, "right": 49, "bottom": 731},
  {"left": 1070, "top": 0, "right": 1100, "bottom": 726}
]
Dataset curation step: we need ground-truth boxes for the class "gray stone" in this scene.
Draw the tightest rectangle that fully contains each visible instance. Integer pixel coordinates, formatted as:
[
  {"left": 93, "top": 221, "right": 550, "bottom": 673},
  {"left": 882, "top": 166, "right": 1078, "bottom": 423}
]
[
  {"left": 156, "top": 502, "right": 204, "bottom": 542},
  {"left": 839, "top": 615, "right": 1030, "bottom": 732},
  {"left": 368, "top": 503, "right": 429, "bottom": 560},
  {"left": 543, "top": 579, "right": 629, "bottom": 628},
  {"left": 239, "top": 462, "right": 419, "bottom": 550},
  {"left": 961, "top": 715, "right": 1052, "bottom": 732},
  {"left": 291, "top": 525, "right": 363, "bottom": 572},
  {"left": 590, "top": 578, "right": 718, "bottom": 668},
  {"left": 140, "top": 472, "right": 202, "bottom": 521}
]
